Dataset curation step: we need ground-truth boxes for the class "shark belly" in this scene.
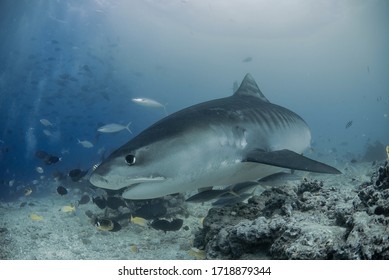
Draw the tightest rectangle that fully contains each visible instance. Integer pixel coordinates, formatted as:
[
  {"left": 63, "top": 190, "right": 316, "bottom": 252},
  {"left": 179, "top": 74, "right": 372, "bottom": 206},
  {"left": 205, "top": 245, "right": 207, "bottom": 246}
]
[{"left": 121, "top": 118, "right": 308, "bottom": 199}]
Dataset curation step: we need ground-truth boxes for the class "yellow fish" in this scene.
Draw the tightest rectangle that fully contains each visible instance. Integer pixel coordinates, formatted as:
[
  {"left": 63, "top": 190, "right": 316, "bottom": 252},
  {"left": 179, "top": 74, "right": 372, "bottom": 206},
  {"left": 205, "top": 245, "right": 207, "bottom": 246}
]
[
  {"left": 130, "top": 245, "right": 139, "bottom": 253},
  {"left": 130, "top": 215, "right": 147, "bottom": 227},
  {"left": 29, "top": 213, "right": 43, "bottom": 221},
  {"left": 386, "top": 145, "right": 389, "bottom": 159},
  {"left": 61, "top": 205, "right": 76, "bottom": 213}
]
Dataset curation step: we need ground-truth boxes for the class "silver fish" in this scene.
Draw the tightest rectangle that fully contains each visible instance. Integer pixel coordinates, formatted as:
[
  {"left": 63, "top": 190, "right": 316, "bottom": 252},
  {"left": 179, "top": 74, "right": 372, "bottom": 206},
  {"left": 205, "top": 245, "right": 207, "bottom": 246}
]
[
  {"left": 132, "top": 97, "right": 167, "bottom": 115},
  {"left": 97, "top": 122, "right": 132, "bottom": 134},
  {"left": 77, "top": 139, "right": 94, "bottom": 148},
  {"left": 90, "top": 74, "right": 340, "bottom": 200}
]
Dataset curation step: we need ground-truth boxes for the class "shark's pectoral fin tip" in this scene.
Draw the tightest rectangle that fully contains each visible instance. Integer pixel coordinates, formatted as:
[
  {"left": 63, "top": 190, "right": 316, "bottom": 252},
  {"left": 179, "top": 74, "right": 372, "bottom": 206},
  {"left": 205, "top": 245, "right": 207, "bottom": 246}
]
[{"left": 245, "top": 149, "right": 341, "bottom": 175}]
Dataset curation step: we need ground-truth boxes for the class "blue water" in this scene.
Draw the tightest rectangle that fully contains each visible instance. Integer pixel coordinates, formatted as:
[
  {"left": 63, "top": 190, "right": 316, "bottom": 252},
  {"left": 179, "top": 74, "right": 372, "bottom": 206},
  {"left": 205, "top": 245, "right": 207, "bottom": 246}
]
[{"left": 1, "top": 0, "right": 388, "bottom": 200}]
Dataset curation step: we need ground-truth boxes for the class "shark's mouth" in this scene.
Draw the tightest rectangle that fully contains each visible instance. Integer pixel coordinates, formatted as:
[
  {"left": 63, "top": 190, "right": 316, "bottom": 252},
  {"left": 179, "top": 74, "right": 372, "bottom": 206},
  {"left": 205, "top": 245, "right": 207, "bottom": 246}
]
[
  {"left": 129, "top": 175, "right": 167, "bottom": 183},
  {"left": 90, "top": 171, "right": 166, "bottom": 190}
]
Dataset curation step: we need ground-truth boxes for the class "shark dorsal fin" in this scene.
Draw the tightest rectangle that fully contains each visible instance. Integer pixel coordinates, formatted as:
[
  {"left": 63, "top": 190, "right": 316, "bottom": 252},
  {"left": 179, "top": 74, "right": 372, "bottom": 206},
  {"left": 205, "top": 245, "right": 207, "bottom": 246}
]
[{"left": 234, "top": 73, "right": 269, "bottom": 102}]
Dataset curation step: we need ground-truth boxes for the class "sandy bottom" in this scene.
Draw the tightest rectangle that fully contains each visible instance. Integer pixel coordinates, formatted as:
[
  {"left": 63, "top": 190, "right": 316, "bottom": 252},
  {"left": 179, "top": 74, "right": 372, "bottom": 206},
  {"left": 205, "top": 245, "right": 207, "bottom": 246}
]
[{"left": 0, "top": 190, "right": 209, "bottom": 260}]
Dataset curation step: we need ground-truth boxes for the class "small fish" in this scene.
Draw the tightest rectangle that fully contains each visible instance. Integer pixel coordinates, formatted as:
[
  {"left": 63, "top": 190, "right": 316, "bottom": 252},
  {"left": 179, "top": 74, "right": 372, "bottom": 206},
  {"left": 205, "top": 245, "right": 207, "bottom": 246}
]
[
  {"left": 36, "top": 166, "right": 44, "bottom": 174},
  {"left": 56, "top": 186, "right": 68, "bottom": 195},
  {"left": 242, "top": 56, "right": 253, "bottom": 63},
  {"left": 35, "top": 150, "right": 61, "bottom": 165},
  {"left": 29, "top": 213, "right": 43, "bottom": 221},
  {"left": 130, "top": 245, "right": 139, "bottom": 253},
  {"left": 95, "top": 218, "right": 114, "bottom": 231},
  {"left": 40, "top": 119, "right": 53, "bottom": 126},
  {"left": 150, "top": 218, "right": 183, "bottom": 232},
  {"left": 77, "top": 139, "right": 94, "bottom": 148},
  {"left": 68, "top": 169, "right": 88, "bottom": 182},
  {"left": 45, "top": 155, "right": 60, "bottom": 165},
  {"left": 24, "top": 187, "right": 33, "bottom": 196},
  {"left": 43, "top": 129, "right": 53, "bottom": 136},
  {"left": 130, "top": 215, "right": 148, "bottom": 227},
  {"left": 132, "top": 97, "right": 167, "bottom": 114},
  {"left": 92, "top": 196, "right": 106, "bottom": 209},
  {"left": 61, "top": 205, "right": 76, "bottom": 213},
  {"left": 97, "top": 122, "right": 132, "bottom": 134},
  {"left": 345, "top": 120, "right": 353, "bottom": 129},
  {"left": 95, "top": 218, "right": 122, "bottom": 232},
  {"left": 8, "top": 179, "right": 15, "bottom": 187},
  {"left": 78, "top": 194, "right": 90, "bottom": 205}
]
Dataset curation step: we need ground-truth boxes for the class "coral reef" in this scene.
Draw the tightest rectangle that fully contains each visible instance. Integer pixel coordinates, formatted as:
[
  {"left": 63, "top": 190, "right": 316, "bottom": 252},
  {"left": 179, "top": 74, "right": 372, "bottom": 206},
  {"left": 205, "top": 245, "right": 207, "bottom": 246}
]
[{"left": 194, "top": 161, "right": 389, "bottom": 259}]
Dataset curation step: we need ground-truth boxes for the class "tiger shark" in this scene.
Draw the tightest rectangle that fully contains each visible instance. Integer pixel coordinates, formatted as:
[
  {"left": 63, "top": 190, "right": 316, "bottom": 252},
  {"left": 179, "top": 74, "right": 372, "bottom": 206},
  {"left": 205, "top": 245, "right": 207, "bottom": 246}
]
[{"left": 89, "top": 74, "right": 340, "bottom": 199}]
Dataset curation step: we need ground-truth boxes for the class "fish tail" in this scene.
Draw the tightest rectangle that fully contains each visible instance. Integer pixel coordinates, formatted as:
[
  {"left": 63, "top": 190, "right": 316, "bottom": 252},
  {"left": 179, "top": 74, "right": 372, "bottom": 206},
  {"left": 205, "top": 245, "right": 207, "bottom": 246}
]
[
  {"left": 163, "top": 105, "right": 168, "bottom": 116},
  {"left": 126, "top": 122, "right": 133, "bottom": 134}
]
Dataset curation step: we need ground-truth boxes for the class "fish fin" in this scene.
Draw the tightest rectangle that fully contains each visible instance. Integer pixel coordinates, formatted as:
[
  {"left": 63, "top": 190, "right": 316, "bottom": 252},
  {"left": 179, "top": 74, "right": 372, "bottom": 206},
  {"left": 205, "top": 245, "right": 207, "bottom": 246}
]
[
  {"left": 233, "top": 73, "right": 269, "bottom": 102},
  {"left": 126, "top": 122, "right": 133, "bottom": 134},
  {"left": 243, "top": 149, "right": 341, "bottom": 174},
  {"left": 163, "top": 104, "right": 168, "bottom": 116}
]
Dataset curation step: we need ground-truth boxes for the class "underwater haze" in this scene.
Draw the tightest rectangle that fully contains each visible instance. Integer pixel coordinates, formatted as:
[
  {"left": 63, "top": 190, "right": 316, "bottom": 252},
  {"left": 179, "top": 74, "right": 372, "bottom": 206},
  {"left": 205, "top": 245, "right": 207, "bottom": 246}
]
[{"left": 0, "top": 0, "right": 388, "bottom": 200}]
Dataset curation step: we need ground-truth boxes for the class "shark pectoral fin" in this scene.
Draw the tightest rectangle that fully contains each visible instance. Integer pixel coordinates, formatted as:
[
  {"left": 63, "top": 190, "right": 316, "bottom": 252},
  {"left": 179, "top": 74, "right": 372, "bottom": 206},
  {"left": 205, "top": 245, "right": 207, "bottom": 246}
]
[{"left": 244, "top": 149, "right": 341, "bottom": 174}]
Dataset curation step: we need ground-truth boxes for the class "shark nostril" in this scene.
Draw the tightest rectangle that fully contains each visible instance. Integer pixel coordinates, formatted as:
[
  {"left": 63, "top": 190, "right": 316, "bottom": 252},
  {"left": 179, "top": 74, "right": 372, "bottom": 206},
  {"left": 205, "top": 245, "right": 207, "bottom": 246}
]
[{"left": 125, "top": 154, "right": 136, "bottom": 165}]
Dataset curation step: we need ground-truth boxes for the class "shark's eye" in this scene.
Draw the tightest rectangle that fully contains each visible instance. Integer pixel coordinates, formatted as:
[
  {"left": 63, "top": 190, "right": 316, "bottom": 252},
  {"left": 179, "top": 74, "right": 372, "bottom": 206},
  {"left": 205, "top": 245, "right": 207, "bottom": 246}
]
[{"left": 125, "top": 154, "right": 136, "bottom": 165}]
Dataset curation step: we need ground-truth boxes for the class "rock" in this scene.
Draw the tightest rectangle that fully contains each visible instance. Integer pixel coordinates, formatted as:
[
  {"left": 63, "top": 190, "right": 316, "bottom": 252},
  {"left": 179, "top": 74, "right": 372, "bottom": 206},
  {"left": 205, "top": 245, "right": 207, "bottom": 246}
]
[
  {"left": 195, "top": 162, "right": 389, "bottom": 259},
  {"left": 345, "top": 212, "right": 389, "bottom": 259}
]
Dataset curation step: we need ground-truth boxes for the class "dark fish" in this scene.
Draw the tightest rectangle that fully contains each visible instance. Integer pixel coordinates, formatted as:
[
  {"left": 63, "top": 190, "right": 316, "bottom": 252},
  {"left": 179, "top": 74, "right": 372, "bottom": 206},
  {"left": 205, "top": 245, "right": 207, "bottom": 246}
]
[
  {"left": 106, "top": 196, "right": 127, "bottom": 210},
  {"left": 350, "top": 159, "right": 358, "bottom": 163},
  {"left": 94, "top": 218, "right": 122, "bottom": 232},
  {"left": 68, "top": 169, "right": 88, "bottom": 182},
  {"left": 35, "top": 150, "right": 60, "bottom": 165},
  {"left": 78, "top": 194, "right": 90, "bottom": 205},
  {"left": 242, "top": 56, "right": 253, "bottom": 62},
  {"left": 45, "top": 155, "right": 60, "bottom": 165},
  {"left": 133, "top": 202, "right": 167, "bottom": 220},
  {"left": 92, "top": 196, "right": 106, "bottom": 209},
  {"left": 345, "top": 120, "right": 353, "bottom": 129},
  {"left": 150, "top": 219, "right": 183, "bottom": 233},
  {"left": 57, "top": 186, "right": 68, "bottom": 195}
]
